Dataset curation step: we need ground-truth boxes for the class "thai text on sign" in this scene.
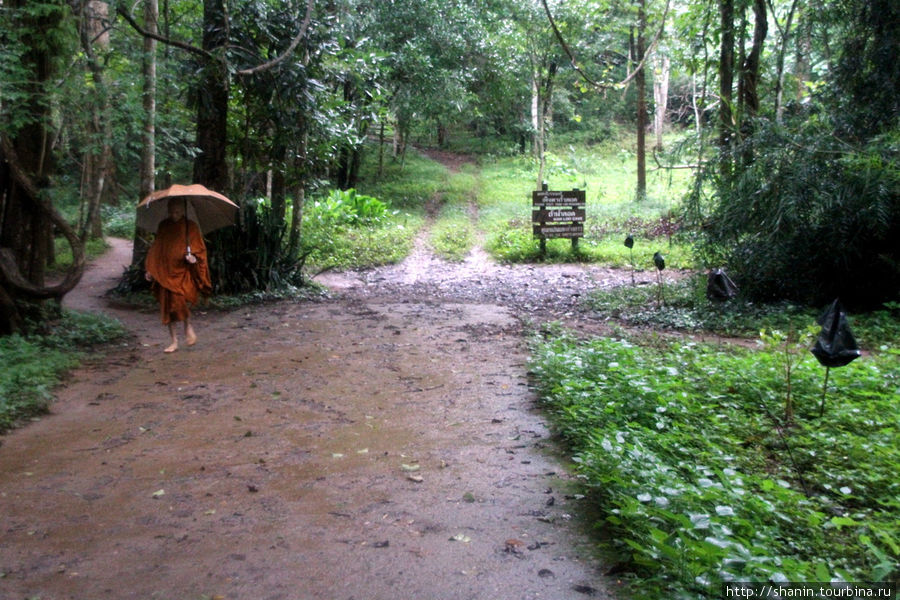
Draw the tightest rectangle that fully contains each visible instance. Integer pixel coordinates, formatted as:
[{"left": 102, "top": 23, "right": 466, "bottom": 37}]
[{"left": 532, "top": 189, "right": 585, "bottom": 239}]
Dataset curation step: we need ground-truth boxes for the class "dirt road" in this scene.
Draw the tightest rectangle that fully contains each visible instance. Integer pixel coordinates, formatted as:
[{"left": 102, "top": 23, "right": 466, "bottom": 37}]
[{"left": 0, "top": 232, "right": 646, "bottom": 599}]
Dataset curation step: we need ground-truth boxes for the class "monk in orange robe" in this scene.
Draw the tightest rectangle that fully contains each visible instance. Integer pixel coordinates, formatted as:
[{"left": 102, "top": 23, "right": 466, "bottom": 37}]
[{"left": 145, "top": 198, "right": 212, "bottom": 353}]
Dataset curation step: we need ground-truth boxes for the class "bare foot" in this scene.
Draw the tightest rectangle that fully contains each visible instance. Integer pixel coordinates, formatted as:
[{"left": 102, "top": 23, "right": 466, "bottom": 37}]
[
  {"left": 164, "top": 341, "right": 178, "bottom": 353},
  {"left": 185, "top": 328, "right": 197, "bottom": 346}
]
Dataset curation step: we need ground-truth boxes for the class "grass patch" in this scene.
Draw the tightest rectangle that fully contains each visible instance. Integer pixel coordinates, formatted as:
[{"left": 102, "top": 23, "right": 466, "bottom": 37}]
[
  {"left": 475, "top": 146, "right": 694, "bottom": 266},
  {"left": 0, "top": 310, "right": 128, "bottom": 433},
  {"left": 429, "top": 209, "right": 475, "bottom": 262},
  {"left": 304, "top": 217, "right": 422, "bottom": 271},
  {"left": 529, "top": 328, "right": 900, "bottom": 598},
  {"left": 429, "top": 166, "right": 480, "bottom": 261}
]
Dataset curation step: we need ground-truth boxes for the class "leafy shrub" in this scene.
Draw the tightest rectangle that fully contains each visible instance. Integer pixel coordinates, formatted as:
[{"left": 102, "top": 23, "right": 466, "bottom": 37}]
[
  {"left": 530, "top": 331, "right": 900, "bottom": 598},
  {"left": 305, "top": 188, "right": 391, "bottom": 227},
  {"left": 102, "top": 203, "right": 138, "bottom": 238},
  {"left": 688, "top": 121, "right": 900, "bottom": 310},
  {"left": 585, "top": 276, "right": 900, "bottom": 347},
  {"left": 301, "top": 188, "right": 419, "bottom": 271},
  {"left": 208, "top": 198, "right": 306, "bottom": 293}
]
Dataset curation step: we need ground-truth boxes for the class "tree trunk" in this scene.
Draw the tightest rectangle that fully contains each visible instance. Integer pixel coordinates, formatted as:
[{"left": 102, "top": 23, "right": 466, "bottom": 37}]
[
  {"left": 287, "top": 133, "right": 307, "bottom": 257},
  {"left": 738, "top": 0, "right": 767, "bottom": 122},
  {"left": 378, "top": 121, "right": 385, "bottom": 178},
  {"left": 192, "top": 0, "right": 229, "bottom": 191},
  {"left": 271, "top": 144, "right": 287, "bottom": 224},
  {"left": 737, "top": 0, "right": 767, "bottom": 158},
  {"left": 794, "top": 12, "right": 812, "bottom": 105},
  {"left": 531, "top": 71, "right": 544, "bottom": 189},
  {"left": 531, "top": 59, "right": 556, "bottom": 190},
  {"left": 635, "top": 0, "right": 648, "bottom": 201},
  {"left": 133, "top": 0, "right": 158, "bottom": 268},
  {"left": 78, "top": 1, "right": 114, "bottom": 241},
  {"left": 773, "top": 0, "right": 799, "bottom": 123},
  {"left": 718, "top": 0, "right": 736, "bottom": 151},
  {"left": 653, "top": 55, "right": 670, "bottom": 151}
]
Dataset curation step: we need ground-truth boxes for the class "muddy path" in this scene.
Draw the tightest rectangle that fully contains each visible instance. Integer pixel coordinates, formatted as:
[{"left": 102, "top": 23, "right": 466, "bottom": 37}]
[{"left": 0, "top": 210, "right": 652, "bottom": 598}]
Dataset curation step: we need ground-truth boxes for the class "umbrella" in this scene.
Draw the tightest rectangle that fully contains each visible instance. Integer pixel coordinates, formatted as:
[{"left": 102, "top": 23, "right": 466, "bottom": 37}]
[{"left": 136, "top": 184, "right": 238, "bottom": 235}]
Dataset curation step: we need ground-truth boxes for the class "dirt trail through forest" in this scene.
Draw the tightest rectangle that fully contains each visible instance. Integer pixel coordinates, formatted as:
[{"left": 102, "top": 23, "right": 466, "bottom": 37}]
[{"left": 0, "top": 167, "right": 656, "bottom": 599}]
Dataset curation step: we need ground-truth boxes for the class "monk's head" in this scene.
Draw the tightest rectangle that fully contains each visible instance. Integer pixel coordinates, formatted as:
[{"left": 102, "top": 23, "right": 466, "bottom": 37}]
[{"left": 167, "top": 198, "right": 186, "bottom": 221}]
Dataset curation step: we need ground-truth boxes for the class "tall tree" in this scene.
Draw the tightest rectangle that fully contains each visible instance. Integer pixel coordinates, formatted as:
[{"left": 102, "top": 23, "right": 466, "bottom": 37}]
[
  {"left": 717, "top": 0, "right": 736, "bottom": 154},
  {"left": 132, "top": 0, "right": 158, "bottom": 268},
  {"left": 634, "top": 0, "right": 648, "bottom": 200},
  {"left": 192, "top": 0, "right": 229, "bottom": 190},
  {"left": 541, "top": 0, "right": 669, "bottom": 199},
  {"left": 75, "top": 0, "right": 114, "bottom": 241}
]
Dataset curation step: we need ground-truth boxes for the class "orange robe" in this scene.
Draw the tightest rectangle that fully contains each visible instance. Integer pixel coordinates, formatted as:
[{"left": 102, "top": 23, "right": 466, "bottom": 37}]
[{"left": 145, "top": 218, "right": 212, "bottom": 324}]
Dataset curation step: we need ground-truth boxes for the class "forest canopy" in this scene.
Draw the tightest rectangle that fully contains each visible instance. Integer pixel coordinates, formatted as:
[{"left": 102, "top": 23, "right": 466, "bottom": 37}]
[{"left": 1, "top": 0, "right": 898, "bottom": 334}]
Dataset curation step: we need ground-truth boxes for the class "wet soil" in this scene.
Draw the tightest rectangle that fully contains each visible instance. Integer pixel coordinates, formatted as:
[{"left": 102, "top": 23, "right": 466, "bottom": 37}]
[{"left": 0, "top": 189, "right": 653, "bottom": 599}]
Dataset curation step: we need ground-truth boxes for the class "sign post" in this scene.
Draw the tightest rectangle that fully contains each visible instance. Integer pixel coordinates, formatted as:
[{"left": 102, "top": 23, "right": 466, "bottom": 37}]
[{"left": 532, "top": 187, "right": 585, "bottom": 254}]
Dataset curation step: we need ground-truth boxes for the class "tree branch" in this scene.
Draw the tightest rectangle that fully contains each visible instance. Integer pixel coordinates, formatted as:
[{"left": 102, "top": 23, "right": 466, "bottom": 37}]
[
  {"left": 116, "top": 4, "right": 213, "bottom": 60},
  {"left": 541, "top": 0, "right": 671, "bottom": 90},
  {"left": 236, "top": 0, "right": 315, "bottom": 76}
]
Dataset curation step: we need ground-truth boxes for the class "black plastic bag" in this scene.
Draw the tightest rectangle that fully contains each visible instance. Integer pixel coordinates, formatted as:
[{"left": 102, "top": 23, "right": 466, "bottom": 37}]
[
  {"left": 706, "top": 268, "right": 738, "bottom": 301},
  {"left": 811, "top": 299, "right": 861, "bottom": 368}
]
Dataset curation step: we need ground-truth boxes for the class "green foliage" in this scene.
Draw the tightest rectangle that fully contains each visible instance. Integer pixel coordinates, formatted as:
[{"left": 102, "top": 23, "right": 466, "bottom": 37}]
[
  {"left": 0, "top": 310, "right": 127, "bottom": 433},
  {"left": 305, "top": 189, "right": 391, "bottom": 227},
  {"left": 208, "top": 199, "right": 305, "bottom": 294},
  {"left": 302, "top": 188, "right": 420, "bottom": 271},
  {"left": 101, "top": 204, "right": 138, "bottom": 239},
  {"left": 827, "top": 0, "right": 900, "bottom": 140},
  {"left": 530, "top": 331, "right": 900, "bottom": 598},
  {"left": 688, "top": 123, "right": 900, "bottom": 309},
  {"left": 49, "top": 236, "right": 107, "bottom": 276},
  {"left": 0, "top": 1, "right": 78, "bottom": 136},
  {"left": 585, "top": 275, "right": 900, "bottom": 347},
  {"left": 357, "top": 148, "right": 450, "bottom": 209}
]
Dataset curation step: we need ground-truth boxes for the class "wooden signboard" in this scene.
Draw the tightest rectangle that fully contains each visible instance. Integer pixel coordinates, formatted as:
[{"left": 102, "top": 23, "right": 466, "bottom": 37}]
[{"left": 532, "top": 189, "right": 585, "bottom": 244}]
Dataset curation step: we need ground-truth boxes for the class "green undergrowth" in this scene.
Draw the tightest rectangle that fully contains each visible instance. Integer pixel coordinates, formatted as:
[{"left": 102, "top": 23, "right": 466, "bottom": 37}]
[
  {"left": 0, "top": 310, "right": 127, "bottom": 433},
  {"left": 302, "top": 187, "right": 422, "bottom": 272},
  {"left": 529, "top": 327, "right": 900, "bottom": 599},
  {"left": 585, "top": 275, "right": 900, "bottom": 347}
]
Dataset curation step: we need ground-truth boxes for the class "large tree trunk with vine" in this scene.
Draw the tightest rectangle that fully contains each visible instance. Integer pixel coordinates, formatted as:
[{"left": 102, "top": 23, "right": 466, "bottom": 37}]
[{"left": 0, "top": 1, "right": 85, "bottom": 335}]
